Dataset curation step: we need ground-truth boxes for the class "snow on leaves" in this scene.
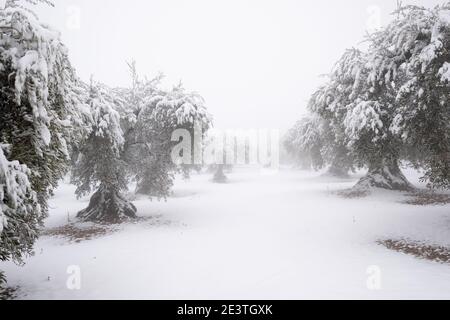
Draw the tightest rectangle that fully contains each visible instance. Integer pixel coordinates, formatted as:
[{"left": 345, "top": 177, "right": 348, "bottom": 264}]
[
  {"left": 0, "top": 2, "right": 77, "bottom": 157},
  {"left": 288, "top": 2, "right": 450, "bottom": 191},
  {"left": 439, "top": 62, "right": 450, "bottom": 83},
  {"left": 153, "top": 87, "right": 210, "bottom": 127},
  {"left": 89, "top": 84, "right": 125, "bottom": 153},
  {"left": 344, "top": 100, "right": 385, "bottom": 142},
  {"left": 0, "top": 145, "right": 41, "bottom": 263}
]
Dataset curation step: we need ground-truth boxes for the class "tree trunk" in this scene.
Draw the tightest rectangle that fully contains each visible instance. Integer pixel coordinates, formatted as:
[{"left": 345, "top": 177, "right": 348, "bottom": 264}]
[
  {"left": 213, "top": 164, "right": 227, "bottom": 183},
  {"left": 353, "top": 159, "right": 413, "bottom": 191},
  {"left": 77, "top": 184, "right": 137, "bottom": 223}
]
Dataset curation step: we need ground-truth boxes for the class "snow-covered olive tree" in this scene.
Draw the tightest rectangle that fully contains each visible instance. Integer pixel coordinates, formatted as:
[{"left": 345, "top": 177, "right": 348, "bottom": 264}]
[
  {"left": 135, "top": 84, "right": 211, "bottom": 194},
  {"left": 287, "top": 52, "right": 364, "bottom": 178},
  {"left": 308, "top": 77, "right": 357, "bottom": 178},
  {"left": 0, "top": 0, "right": 85, "bottom": 284},
  {"left": 118, "top": 65, "right": 172, "bottom": 198},
  {"left": 71, "top": 63, "right": 212, "bottom": 222},
  {"left": 72, "top": 81, "right": 136, "bottom": 223},
  {"left": 371, "top": 3, "right": 450, "bottom": 189},
  {"left": 340, "top": 2, "right": 450, "bottom": 191},
  {"left": 285, "top": 112, "right": 353, "bottom": 177},
  {"left": 296, "top": 2, "right": 450, "bottom": 192},
  {"left": 0, "top": 0, "right": 79, "bottom": 209},
  {"left": 283, "top": 125, "right": 311, "bottom": 170},
  {"left": 0, "top": 145, "right": 42, "bottom": 287},
  {"left": 336, "top": 48, "right": 412, "bottom": 191},
  {"left": 285, "top": 116, "right": 325, "bottom": 172},
  {"left": 122, "top": 65, "right": 211, "bottom": 198},
  {"left": 301, "top": 40, "right": 411, "bottom": 190}
]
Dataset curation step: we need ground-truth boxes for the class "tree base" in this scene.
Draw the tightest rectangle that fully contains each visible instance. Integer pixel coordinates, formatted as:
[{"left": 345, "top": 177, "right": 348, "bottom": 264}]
[
  {"left": 353, "top": 165, "right": 414, "bottom": 192},
  {"left": 213, "top": 165, "right": 228, "bottom": 183},
  {"left": 77, "top": 185, "right": 137, "bottom": 224}
]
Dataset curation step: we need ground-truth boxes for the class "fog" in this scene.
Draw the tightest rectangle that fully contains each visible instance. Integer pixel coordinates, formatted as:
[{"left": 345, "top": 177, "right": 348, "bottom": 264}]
[{"left": 37, "top": 0, "right": 442, "bottom": 130}]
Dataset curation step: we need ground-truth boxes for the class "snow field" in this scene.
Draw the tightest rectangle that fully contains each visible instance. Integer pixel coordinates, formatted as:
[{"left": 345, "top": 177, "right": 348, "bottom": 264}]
[{"left": 2, "top": 167, "right": 450, "bottom": 299}]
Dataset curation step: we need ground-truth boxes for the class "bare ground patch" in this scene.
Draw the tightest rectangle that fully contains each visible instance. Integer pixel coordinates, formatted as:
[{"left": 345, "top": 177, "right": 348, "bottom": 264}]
[
  {"left": 42, "top": 223, "right": 117, "bottom": 243},
  {"left": 378, "top": 239, "right": 450, "bottom": 264},
  {"left": 41, "top": 216, "right": 179, "bottom": 243},
  {"left": 403, "top": 190, "right": 450, "bottom": 206},
  {"left": 336, "top": 188, "right": 370, "bottom": 199}
]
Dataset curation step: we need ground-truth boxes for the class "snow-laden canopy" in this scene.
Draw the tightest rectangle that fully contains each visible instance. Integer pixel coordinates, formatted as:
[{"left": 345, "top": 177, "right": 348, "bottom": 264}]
[{"left": 0, "top": 144, "right": 41, "bottom": 262}]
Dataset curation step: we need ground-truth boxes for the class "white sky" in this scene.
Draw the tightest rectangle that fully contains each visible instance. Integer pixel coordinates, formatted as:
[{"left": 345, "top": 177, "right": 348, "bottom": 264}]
[{"left": 36, "top": 0, "right": 443, "bottom": 131}]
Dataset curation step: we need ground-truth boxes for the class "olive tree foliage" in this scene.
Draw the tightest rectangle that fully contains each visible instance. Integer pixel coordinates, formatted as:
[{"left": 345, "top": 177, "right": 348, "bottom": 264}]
[
  {"left": 373, "top": 3, "right": 450, "bottom": 189},
  {"left": 0, "top": 0, "right": 89, "bottom": 285},
  {"left": 0, "top": 144, "right": 41, "bottom": 288},
  {"left": 71, "top": 81, "right": 136, "bottom": 223},
  {"left": 289, "top": 2, "right": 450, "bottom": 191},
  {"left": 284, "top": 115, "right": 325, "bottom": 171},
  {"left": 117, "top": 63, "right": 212, "bottom": 199},
  {"left": 346, "top": 2, "right": 450, "bottom": 190},
  {"left": 71, "top": 63, "right": 212, "bottom": 223}
]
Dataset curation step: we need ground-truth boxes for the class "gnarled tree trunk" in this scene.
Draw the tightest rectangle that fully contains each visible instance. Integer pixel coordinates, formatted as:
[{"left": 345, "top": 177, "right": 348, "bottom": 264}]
[
  {"left": 77, "top": 184, "right": 137, "bottom": 223},
  {"left": 353, "top": 159, "right": 413, "bottom": 191}
]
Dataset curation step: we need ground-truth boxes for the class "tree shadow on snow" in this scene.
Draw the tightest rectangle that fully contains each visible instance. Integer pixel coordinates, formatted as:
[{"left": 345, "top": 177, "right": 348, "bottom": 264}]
[
  {"left": 42, "top": 215, "right": 178, "bottom": 244},
  {"left": 378, "top": 239, "right": 450, "bottom": 265},
  {"left": 299, "top": 173, "right": 362, "bottom": 185},
  {"left": 403, "top": 190, "right": 450, "bottom": 206}
]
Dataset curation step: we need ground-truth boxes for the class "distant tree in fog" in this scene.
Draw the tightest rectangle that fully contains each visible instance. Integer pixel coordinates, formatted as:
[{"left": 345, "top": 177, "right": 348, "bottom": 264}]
[
  {"left": 121, "top": 64, "right": 212, "bottom": 198},
  {"left": 284, "top": 116, "right": 325, "bottom": 172}
]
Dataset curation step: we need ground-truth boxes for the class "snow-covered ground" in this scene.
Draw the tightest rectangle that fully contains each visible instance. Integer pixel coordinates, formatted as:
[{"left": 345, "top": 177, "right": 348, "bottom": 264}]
[{"left": 1, "top": 167, "right": 450, "bottom": 300}]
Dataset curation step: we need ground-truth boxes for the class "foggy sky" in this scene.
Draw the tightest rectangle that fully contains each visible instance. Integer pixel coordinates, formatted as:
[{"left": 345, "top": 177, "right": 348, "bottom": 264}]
[{"left": 36, "top": 0, "right": 443, "bottom": 131}]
